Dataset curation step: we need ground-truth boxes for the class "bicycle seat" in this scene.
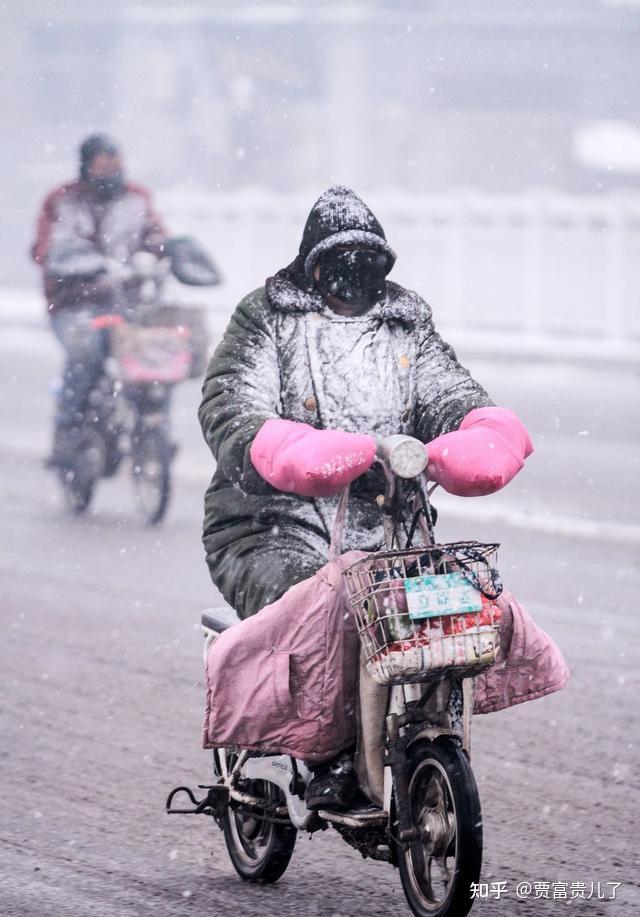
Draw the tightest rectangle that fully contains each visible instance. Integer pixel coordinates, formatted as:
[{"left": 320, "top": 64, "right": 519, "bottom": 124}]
[{"left": 201, "top": 606, "right": 239, "bottom": 633}]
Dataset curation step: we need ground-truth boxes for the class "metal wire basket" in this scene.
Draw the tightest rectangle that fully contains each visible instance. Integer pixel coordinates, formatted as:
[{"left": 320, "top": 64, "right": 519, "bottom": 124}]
[{"left": 342, "top": 542, "right": 503, "bottom": 686}]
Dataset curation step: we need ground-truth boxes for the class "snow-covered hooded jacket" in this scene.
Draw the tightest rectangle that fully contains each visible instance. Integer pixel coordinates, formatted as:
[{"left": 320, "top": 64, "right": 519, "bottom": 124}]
[
  {"left": 31, "top": 179, "right": 166, "bottom": 314},
  {"left": 199, "top": 186, "right": 493, "bottom": 619}
]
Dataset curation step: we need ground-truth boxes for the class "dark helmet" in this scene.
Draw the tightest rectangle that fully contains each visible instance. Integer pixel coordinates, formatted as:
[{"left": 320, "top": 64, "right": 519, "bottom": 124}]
[{"left": 79, "top": 133, "right": 119, "bottom": 180}]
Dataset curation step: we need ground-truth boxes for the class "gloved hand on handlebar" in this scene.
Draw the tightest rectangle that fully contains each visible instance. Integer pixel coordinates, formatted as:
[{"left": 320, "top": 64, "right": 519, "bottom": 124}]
[
  {"left": 425, "top": 407, "right": 533, "bottom": 497},
  {"left": 250, "top": 418, "right": 377, "bottom": 498}
]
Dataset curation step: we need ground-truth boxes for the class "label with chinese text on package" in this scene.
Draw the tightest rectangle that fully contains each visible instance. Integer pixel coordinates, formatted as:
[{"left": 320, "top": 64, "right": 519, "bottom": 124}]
[{"left": 404, "top": 572, "right": 483, "bottom": 620}]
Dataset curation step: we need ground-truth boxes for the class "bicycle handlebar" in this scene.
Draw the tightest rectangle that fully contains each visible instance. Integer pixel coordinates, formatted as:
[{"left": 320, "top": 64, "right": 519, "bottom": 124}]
[{"left": 376, "top": 435, "right": 428, "bottom": 479}]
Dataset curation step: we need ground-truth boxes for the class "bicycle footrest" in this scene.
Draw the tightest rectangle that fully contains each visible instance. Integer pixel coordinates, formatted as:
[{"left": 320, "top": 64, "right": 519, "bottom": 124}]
[
  {"left": 165, "top": 783, "right": 228, "bottom": 816},
  {"left": 318, "top": 807, "right": 388, "bottom": 829}
]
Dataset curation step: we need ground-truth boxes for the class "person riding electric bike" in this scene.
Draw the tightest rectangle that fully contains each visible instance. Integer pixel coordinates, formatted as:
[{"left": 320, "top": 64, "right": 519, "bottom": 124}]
[
  {"left": 198, "top": 186, "right": 564, "bottom": 811},
  {"left": 31, "top": 133, "right": 169, "bottom": 468}
]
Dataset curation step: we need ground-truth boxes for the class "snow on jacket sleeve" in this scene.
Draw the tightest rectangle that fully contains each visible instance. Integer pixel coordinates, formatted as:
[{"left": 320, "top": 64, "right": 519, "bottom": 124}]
[
  {"left": 198, "top": 289, "right": 282, "bottom": 491},
  {"left": 127, "top": 183, "right": 167, "bottom": 256},
  {"left": 31, "top": 185, "right": 112, "bottom": 310},
  {"left": 413, "top": 314, "right": 494, "bottom": 443},
  {"left": 31, "top": 188, "right": 63, "bottom": 265}
]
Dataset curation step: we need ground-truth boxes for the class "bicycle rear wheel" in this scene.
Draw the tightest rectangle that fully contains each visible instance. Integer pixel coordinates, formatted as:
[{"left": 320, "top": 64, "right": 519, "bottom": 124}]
[
  {"left": 396, "top": 738, "right": 482, "bottom": 917},
  {"left": 222, "top": 781, "right": 297, "bottom": 884},
  {"left": 58, "top": 429, "right": 104, "bottom": 515}
]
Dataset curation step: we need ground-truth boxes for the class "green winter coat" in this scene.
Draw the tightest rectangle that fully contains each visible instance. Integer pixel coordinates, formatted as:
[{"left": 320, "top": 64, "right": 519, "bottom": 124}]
[
  {"left": 199, "top": 284, "right": 494, "bottom": 618},
  {"left": 198, "top": 188, "right": 493, "bottom": 618}
]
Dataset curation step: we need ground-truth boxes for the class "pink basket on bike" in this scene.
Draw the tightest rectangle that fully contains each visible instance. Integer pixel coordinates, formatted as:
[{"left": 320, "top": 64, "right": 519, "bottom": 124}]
[
  {"left": 342, "top": 542, "right": 503, "bottom": 686},
  {"left": 112, "top": 323, "right": 192, "bottom": 383}
]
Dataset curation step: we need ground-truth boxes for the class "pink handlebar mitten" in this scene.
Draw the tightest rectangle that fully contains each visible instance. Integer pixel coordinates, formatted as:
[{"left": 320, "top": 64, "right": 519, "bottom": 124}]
[
  {"left": 426, "top": 407, "right": 533, "bottom": 497},
  {"left": 250, "top": 418, "right": 377, "bottom": 497}
]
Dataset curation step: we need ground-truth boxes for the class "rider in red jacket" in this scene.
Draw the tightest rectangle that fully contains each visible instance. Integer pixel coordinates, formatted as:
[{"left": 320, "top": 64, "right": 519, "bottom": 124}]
[{"left": 31, "top": 134, "right": 167, "bottom": 466}]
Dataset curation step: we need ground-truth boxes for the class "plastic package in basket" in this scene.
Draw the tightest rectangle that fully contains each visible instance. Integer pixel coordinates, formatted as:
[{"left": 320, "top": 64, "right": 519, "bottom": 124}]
[
  {"left": 112, "top": 324, "right": 192, "bottom": 383},
  {"left": 343, "top": 543, "right": 503, "bottom": 685},
  {"left": 374, "top": 595, "right": 502, "bottom": 682}
]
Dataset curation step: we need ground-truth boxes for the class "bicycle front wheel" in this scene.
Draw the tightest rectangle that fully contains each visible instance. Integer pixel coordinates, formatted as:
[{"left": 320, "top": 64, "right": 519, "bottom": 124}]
[
  {"left": 396, "top": 738, "right": 482, "bottom": 917},
  {"left": 131, "top": 427, "right": 172, "bottom": 525}
]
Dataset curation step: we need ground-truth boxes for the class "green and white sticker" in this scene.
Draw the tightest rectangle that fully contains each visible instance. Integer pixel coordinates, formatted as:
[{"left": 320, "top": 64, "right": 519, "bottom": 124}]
[{"left": 404, "top": 572, "right": 482, "bottom": 620}]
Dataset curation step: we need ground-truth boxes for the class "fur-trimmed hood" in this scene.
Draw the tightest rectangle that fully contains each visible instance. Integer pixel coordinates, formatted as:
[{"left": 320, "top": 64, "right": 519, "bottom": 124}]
[
  {"left": 298, "top": 185, "right": 396, "bottom": 278},
  {"left": 266, "top": 185, "right": 408, "bottom": 319}
]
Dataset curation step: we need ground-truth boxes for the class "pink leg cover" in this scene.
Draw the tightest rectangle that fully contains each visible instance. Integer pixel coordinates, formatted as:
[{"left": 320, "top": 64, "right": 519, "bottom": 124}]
[
  {"left": 203, "top": 553, "right": 569, "bottom": 762},
  {"left": 473, "top": 589, "right": 569, "bottom": 714}
]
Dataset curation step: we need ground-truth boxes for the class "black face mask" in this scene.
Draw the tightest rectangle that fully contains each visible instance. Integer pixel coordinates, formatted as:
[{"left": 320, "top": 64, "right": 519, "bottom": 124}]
[
  {"left": 87, "top": 172, "right": 125, "bottom": 201},
  {"left": 316, "top": 249, "right": 389, "bottom": 309}
]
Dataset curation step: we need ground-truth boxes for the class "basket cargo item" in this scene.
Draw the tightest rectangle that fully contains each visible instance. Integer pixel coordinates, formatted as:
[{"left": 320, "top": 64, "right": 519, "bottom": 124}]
[{"left": 343, "top": 542, "right": 504, "bottom": 686}]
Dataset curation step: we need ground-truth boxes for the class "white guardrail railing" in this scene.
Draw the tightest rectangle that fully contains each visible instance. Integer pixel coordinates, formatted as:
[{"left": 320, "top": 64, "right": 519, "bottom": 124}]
[{"left": 159, "top": 187, "right": 640, "bottom": 353}]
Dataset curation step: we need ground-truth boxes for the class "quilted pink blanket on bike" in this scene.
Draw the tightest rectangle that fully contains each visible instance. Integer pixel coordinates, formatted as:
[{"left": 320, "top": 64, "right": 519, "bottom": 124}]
[{"left": 203, "top": 551, "right": 569, "bottom": 762}]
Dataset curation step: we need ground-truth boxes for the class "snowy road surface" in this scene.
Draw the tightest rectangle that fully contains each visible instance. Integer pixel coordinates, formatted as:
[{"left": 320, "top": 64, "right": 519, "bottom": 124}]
[{"left": 1, "top": 324, "right": 639, "bottom": 916}]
